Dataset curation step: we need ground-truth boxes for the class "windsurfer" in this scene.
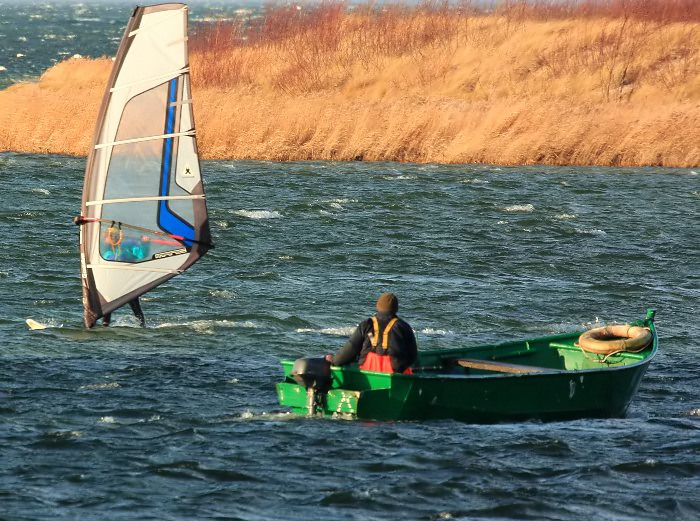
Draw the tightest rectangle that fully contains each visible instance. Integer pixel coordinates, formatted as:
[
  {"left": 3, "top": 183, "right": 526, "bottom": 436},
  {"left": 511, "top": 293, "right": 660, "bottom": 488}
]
[
  {"left": 102, "top": 298, "right": 145, "bottom": 327},
  {"left": 325, "top": 293, "right": 417, "bottom": 374},
  {"left": 73, "top": 5, "right": 211, "bottom": 330}
]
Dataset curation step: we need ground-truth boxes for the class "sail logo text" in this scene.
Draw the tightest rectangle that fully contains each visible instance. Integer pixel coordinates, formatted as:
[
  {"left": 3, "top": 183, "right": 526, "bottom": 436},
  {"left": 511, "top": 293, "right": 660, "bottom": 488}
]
[{"left": 153, "top": 247, "right": 187, "bottom": 259}]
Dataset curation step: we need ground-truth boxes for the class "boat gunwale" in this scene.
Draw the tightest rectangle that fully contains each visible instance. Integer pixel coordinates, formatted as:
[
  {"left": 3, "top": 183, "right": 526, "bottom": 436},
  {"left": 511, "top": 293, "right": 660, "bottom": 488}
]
[{"left": 280, "top": 313, "right": 658, "bottom": 382}]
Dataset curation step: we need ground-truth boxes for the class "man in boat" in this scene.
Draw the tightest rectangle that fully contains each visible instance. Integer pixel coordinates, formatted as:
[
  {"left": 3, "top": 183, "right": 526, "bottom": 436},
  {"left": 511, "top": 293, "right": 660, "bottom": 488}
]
[
  {"left": 102, "top": 297, "right": 145, "bottom": 327},
  {"left": 325, "top": 292, "right": 417, "bottom": 374}
]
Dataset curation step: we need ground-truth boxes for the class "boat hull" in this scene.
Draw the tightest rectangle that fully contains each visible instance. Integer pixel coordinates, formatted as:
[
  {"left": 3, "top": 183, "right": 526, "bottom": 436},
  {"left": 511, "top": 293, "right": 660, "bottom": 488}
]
[{"left": 276, "top": 311, "right": 657, "bottom": 423}]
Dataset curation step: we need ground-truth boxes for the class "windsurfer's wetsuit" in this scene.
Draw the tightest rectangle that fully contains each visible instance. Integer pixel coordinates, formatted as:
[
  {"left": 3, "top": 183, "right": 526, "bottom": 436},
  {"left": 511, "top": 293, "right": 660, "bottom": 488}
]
[
  {"left": 102, "top": 298, "right": 145, "bottom": 327},
  {"left": 329, "top": 311, "right": 417, "bottom": 373}
]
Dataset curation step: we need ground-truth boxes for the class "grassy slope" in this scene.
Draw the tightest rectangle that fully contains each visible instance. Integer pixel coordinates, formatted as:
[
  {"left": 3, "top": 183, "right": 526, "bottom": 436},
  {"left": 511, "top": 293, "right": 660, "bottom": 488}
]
[{"left": 0, "top": 3, "right": 698, "bottom": 167}]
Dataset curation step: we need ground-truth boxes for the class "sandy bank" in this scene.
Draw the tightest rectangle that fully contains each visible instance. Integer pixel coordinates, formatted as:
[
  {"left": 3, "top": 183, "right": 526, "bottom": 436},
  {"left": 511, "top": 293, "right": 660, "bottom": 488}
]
[{"left": 0, "top": 8, "right": 698, "bottom": 167}]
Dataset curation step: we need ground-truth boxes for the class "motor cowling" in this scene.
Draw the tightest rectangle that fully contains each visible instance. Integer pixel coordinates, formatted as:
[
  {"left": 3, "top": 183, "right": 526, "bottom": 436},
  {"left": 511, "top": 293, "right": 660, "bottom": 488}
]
[
  {"left": 290, "top": 358, "right": 332, "bottom": 415},
  {"left": 290, "top": 357, "right": 332, "bottom": 392}
]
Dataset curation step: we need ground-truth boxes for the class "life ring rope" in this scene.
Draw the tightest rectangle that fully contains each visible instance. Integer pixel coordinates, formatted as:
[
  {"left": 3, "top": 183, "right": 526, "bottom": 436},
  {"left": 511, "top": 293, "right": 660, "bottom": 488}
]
[{"left": 577, "top": 324, "right": 652, "bottom": 361}]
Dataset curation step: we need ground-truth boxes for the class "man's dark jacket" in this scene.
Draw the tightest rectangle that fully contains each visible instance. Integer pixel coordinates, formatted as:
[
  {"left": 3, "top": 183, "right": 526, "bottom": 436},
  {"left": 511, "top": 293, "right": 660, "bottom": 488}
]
[{"left": 330, "top": 311, "right": 417, "bottom": 373}]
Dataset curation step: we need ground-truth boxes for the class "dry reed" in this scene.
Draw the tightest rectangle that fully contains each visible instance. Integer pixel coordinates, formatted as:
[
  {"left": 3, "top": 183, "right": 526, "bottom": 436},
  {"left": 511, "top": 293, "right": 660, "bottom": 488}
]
[{"left": 0, "top": 0, "right": 698, "bottom": 167}]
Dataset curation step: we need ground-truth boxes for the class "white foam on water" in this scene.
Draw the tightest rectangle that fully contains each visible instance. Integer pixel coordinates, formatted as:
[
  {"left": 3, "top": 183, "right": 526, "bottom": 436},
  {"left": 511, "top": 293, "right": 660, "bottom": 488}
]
[
  {"left": 302, "top": 325, "right": 454, "bottom": 337},
  {"left": 98, "top": 416, "right": 159, "bottom": 425},
  {"left": 31, "top": 188, "right": 50, "bottom": 195},
  {"left": 231, "top": 209, "right": 282, "bottom": 219},
  {"left": 323, "top": 198, "right": 357, "bottom": 210},
  {"left": 79, "top": 382, "right": 120, "bottom": 390},
  {"left": 235, "top": 410, "right": 297, "bottom": 421},
  {"left": 208, "top": 289, "right": 236, "bottom": 299},
  {"left": 419, "top": 327, "right": 454, "bottom": 336},
  {"left": 579, "top": 318, "right": 604, "bottom": 329},
  {"left": 221, "top": 320, "right": 259, "bottom": 329},
  {"left": 197, "top": 9, "right": 253, "bottom": 23},
  {"left": 544, "top": 321, "right": 584, "bottom": 334},
  {"left": 297, "top": 326, "right": 355, "bottom": 336},
  {"left": 554, "top": 213, "right": 576, "bottom": 220},
  {"left": 190, "top": 320, "right": 224, "bottom": 334},
  {"left": 156, "top": 319, "right": 259, "bottom": 332},
  {"left": 503, "top": 204, "right": 535, "bottom": 213},
  {"left": 575, "top": 227, "right": 607, "bottom": 236}
]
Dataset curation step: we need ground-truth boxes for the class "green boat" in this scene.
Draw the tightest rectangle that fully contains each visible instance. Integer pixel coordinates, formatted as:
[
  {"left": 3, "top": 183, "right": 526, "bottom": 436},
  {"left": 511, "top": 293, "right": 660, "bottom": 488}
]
[{"left": 276, "top": 310, "right": 658, "bottom": 422}]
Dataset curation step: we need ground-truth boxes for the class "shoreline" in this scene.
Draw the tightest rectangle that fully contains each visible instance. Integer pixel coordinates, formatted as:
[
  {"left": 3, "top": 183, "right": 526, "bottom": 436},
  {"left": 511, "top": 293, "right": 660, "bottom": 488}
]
[{"left": 0, "top": 8, "right": 698, "bottom": 168}]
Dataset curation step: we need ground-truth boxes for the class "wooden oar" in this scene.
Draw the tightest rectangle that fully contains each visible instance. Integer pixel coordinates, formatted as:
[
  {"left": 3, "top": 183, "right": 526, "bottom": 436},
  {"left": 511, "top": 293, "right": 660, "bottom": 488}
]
[{"left": 455, "top": 358, "right": 553, "bottom": 374}]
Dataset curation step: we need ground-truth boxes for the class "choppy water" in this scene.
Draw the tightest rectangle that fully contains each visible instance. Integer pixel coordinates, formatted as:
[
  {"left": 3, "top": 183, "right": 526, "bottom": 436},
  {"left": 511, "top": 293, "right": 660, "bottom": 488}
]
[
  {"left": 1, "top": 154, "right": 699, "bottom": 520},
  {"left": 0, "top": 0, "right": 258, "bottom": 89}
]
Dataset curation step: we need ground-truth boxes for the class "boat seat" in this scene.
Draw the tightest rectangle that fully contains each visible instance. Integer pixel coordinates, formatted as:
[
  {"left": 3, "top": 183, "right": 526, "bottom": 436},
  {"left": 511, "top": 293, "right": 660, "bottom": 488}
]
[{"left": 454, "top": 358, "right": 549, "bottom": 374}]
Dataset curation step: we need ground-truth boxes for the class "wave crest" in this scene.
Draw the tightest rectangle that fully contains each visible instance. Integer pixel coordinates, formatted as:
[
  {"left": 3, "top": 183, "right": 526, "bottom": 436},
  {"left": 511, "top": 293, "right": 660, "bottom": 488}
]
[{"left": 231, "top": 209, "right": 282, "bottom": 219}]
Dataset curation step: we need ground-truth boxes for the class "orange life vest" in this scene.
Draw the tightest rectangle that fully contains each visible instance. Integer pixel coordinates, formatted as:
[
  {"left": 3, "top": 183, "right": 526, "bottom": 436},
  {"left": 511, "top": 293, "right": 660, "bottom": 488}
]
[
  {"left": 359, "top": 316, "right": 413, "bottom": 374},
  {"left": 105, "top": 222, "right": 123, "bottom": 258}
]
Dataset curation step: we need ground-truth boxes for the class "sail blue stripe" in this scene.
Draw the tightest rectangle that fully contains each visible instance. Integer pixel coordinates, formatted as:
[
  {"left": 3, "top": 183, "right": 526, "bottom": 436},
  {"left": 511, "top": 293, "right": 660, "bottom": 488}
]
[{"left": 158, "top": 78, "right": 194, "bottom": 246}]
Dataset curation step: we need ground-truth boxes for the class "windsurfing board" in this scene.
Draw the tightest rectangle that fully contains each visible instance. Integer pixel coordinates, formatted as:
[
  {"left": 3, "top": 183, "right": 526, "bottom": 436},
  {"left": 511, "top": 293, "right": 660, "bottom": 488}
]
[{"left": 26, "top": 318, "right": 48, "bottom": 330}]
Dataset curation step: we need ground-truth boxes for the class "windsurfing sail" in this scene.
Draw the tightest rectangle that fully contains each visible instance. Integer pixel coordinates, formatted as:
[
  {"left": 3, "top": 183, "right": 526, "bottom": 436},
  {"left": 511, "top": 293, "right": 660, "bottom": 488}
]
[{"left": 76, "top": 3, "right": 212, "bottom": 328}]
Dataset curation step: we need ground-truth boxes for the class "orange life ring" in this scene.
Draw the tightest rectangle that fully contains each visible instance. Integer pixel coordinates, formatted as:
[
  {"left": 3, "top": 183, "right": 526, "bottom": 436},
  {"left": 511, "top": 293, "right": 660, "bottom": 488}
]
[{"left": 578, "top": 324, "right": 652, "bottom": 355}]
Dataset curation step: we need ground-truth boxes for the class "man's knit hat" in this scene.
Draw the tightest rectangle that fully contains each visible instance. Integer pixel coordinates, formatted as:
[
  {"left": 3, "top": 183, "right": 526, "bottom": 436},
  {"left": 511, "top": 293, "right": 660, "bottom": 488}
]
[{"left": 376, "top": 292, "right": 399, "bottom": 314}]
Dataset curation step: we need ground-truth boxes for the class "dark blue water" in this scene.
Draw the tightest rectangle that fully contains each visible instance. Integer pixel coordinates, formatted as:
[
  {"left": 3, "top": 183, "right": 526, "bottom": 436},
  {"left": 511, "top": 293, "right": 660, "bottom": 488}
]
[
  {"left": 1, "top": 154, "right": 699, "bottom": 520},
  {"left": 0, "top": 0, "right": 259, "bottom": 89}
]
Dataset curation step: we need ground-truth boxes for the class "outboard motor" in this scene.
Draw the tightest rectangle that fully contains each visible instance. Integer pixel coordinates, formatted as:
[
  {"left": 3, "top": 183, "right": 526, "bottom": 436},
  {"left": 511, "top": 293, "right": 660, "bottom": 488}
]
[{"left": 290, "top": 357, "right": 332, "bottom": 416}]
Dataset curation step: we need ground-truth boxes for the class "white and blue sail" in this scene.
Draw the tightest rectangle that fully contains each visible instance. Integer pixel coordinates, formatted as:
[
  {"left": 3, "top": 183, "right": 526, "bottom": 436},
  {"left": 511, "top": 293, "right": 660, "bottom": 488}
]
[{"left": 77, "top": 3, "right": 211, "bottom": 328}]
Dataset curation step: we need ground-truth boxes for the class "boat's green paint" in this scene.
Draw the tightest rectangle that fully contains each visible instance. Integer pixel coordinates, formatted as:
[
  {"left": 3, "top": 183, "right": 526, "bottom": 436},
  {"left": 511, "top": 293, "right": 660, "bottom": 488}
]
[{"left": 276, "top": 310, "right": 658, "bottom": 422}]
